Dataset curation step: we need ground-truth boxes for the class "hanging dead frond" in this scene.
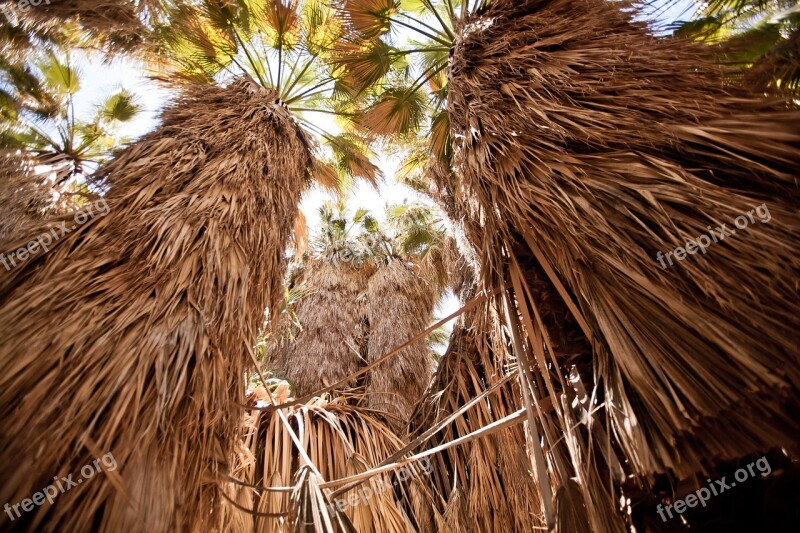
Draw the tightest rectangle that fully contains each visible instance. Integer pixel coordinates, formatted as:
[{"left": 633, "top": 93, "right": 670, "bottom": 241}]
[
  {"left": 408, "top": 294, "right": 547, "bottom": 533},
  {"left": 7, "top": 0, "right": 170, "bottom": 50},
  {"left": 0, "top": 150, "right": 53, "bottom": 243},
  {"left": 228, "top": 395, "right": 437, "bottom": 532}
]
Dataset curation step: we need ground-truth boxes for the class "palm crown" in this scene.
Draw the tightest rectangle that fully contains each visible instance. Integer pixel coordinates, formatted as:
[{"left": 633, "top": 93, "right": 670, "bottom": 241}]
[
  {"left": 156, "top": 0, "right": 383, "bottom": 192},
  {"left": 1, "top": 52, "right": 140, "bottom": 195}
]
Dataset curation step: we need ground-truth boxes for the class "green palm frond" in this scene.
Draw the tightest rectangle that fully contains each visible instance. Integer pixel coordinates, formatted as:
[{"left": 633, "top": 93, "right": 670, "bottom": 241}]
[
  {"left": 38, "top": 54, "right": 80, "bottom": 96},
  {"left": 425, "top": 323, "right": 450, "bottom": 352},
  {"left": 385, "top": 201, "right": 445, "bottom": 258},
  {"left": 335, "top": 0, "right": 486, "bottom": 165},
  {"left": 1, "top": 52, "right": 140, "bottom": 186},
  {"left": 429, "top": 109, "right": 451, "bottom": 163},
  {"left": 339, "top": 0, "right": 398, "bottom": 38},
  {"left": 334, "top": 38, "right": 397, "bottom": 94},
  {"left": 671, "top": 0, "right": 799, "bottom": 95},
  {"left": 359, "top": 85, "right": 428, "bottom": 136},
  {"left": 323, "top": 132, "right": 381, "bottom": 190},
  {"left": 156, "top": 0, "right": 380, "bottom": 193},
  {"left": 97, "top": 89, "right": 141, "bottom": 122}
]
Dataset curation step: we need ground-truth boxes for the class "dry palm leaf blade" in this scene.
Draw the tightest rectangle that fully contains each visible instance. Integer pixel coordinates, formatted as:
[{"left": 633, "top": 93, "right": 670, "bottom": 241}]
[
  {"left": 0, "top": 77, "right": 313, "bottom": 531},
  {"left": 448, "top": 0, "right": 800, "bottom": 478}
]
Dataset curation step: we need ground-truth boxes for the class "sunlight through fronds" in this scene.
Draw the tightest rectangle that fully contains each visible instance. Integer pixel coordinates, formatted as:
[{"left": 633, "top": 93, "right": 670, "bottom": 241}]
[{"left": 156, "top": 0, "right": 380, "bottom": 193}]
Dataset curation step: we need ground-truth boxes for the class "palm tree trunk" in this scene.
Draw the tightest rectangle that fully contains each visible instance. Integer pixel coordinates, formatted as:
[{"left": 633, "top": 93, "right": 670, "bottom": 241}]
[
  {"left": 446, "top": 0, "right": 800, "bottom": 528},
  {"left": 0, "top": 78, "right": 312, "bottom": 531}
]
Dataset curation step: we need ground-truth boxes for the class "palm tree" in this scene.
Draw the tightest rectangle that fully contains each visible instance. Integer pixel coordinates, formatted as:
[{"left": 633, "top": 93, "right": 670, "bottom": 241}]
[
  {"left": 444, "top": 0, "right": 799, "bottom": 529},
  {"left": 0, "top": 52, "right": 140, "bottom": 241},
  {"left": 0, "top": 77, "right": 313, "bottom": 531},
  {"left": 238, "top": 200, "right": 449, "bottom": 531},
  {"left": 363, "top": 201, "right": 447, "bottom": 428},
  {"left": 339, "top": 0, "right": 799, "bottom": 529}
]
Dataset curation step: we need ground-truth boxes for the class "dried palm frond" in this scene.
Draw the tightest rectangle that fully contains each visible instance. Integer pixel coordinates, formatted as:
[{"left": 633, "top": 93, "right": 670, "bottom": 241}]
[
  {"left": 229, "top": 395, "right": 436, "bottom": 532},
  {"left": 366, "top": 258, "right": 436, "bottom": 431},
  {"left": 0, "top": 150, "right": 51, "bottom": 243},
  {"left": 0, "top": 77, "right": 312, "bottom": 531},
  {"left": 0, "top": 150, "right": 97, "bottom": 244},
  {"left": 449, "top": 0, "right": 800, "bottom": 481},
  {"left": 409, "top": 298, "right": 546, "bottom": 533},
  {"left": 8, "top": 0, "right": 170, "bottom": 49},
  {"left": 400, "top": 185, "right": 550, "bottom": 530},
  {"left": 266, "top": 257, "right": 373, "bottom": 397}
]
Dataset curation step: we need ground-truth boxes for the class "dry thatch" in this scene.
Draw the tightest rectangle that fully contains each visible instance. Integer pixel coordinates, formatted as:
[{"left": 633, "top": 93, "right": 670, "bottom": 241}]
[
  {"left": 0, "top": 77, "right": 312, "bottom": 531},
  {"left": 0, "top": 151, "right": 51, "bottom": 243},
  {"left": 0, "top": 150, "right": 93, "bottom": 244},
  {"left": 447, "top": 0, "right": 800, "bottom": 489},
  {"left": 226, "top": 392, "right": 436, "bottom": 532},
  {"left": 365, "top": 259, "right": 436, "bottom": 431},
  {"left": 266, "top": 257, "right": 373, "bottom": 398},
  {"left": 409, "top": 301, "right": 547, "bottom": 533},
  {"left": 4, "top": 0, "right": 168, "bottom": 49}
]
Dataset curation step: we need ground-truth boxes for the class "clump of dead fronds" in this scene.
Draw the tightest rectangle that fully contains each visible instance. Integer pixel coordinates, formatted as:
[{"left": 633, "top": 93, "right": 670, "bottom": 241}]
[
  {"left": 0, "top": 150, "right": 93, "bottom": 244},
  {"left": 366, "top": 258, "right": 437, "bottom": 431},
  {"left": 264, "top": 203, "right": 445, "bottom": 433},
  {"left": 6, "top": 0, "right": 171, "bottom": 50},
  {"left": 443, "top": 0, "right": 799, "bottom": 529},
  {"left": 450, "top": 0, "right": 799, "bottom": 478},
  {"left": 0, "top": 151, "right": 51, "bottom": 243},
  {"left": 225, "top": 389, "right": 436, "bottom": 532},
  {"left": 266, "top": 257, "right": 372, "bottom": 398},
  {"left": 0, "top": 77, "right": 312, "bottom": 531}
]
